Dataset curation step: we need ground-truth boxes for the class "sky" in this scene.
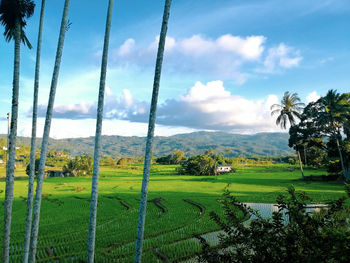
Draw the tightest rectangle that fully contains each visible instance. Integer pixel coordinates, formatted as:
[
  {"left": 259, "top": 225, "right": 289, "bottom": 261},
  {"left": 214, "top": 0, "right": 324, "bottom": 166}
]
[{"left": 0, "top": 0, "right": 349, "bottom": 139}]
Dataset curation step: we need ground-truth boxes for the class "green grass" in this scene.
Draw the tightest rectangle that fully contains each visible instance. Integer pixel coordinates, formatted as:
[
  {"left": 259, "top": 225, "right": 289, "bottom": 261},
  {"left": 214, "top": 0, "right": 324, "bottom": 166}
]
[{"left": 0, "top": 164, "right": 347, "bottom": 262}]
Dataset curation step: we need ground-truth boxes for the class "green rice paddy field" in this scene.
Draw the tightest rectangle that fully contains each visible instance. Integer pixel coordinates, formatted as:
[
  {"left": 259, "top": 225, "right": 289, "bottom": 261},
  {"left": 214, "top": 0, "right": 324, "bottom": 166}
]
[{"left": 0, "top": 164, "right": 347, "bottom": 262}]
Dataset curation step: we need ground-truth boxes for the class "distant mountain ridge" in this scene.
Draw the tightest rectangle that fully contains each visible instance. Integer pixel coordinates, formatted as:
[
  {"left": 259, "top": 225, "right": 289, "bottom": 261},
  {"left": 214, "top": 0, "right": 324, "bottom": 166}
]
[{"left": 0, "top": 132, "right": 293, "bottom": 157}]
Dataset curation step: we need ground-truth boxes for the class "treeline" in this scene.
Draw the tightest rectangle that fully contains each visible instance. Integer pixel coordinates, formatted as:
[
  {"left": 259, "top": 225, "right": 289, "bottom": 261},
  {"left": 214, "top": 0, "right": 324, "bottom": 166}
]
[
  {"left": 289, "top": 90, "right": 350, "bottom": 180},
  {"left": 155, "top": 149, "right": 294, "bottom": 176},
  {"left": 0, "top": 131, "right": 293, "bottom": 158}
]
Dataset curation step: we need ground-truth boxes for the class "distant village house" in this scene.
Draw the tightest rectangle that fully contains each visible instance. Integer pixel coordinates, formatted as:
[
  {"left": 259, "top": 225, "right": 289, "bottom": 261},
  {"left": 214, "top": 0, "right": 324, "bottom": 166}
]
[{"left": 216, "top": 165, "right": 232, "bottom": 173}]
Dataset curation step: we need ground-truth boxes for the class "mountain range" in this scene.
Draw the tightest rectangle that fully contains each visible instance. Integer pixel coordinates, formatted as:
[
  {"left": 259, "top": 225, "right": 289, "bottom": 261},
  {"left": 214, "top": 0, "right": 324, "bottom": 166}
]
[{"left": 1, "top": 131, "right": 293, "bottom": 157}]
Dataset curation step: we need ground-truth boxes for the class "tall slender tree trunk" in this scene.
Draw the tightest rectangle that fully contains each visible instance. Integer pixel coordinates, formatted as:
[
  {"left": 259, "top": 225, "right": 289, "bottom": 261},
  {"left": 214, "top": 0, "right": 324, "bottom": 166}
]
[
  {"left": 297, "top": 150, "right": 304, "bottom": 180},
  {"left": 335, "top": 134, "right": 348, "bottom": 181},
  {"left": 134, "top": 1, "right": 172, "bottom": 262},
  {"left": 28, "top": 1, "right": 70, "bottom": 262},
  {"left": 86, "top": 0, "right": 114, "bottom": 262},
  {"left": 2, "top": 18, "right": 21, "bottom": 263},
  {"left": 22, "top": 1, "right": 46, "bottom": 262}
]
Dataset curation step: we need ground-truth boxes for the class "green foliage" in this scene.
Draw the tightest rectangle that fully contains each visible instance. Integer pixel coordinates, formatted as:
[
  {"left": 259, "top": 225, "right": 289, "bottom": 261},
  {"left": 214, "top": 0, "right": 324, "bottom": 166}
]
[
  {"left": 178, "top": 150, "right": 223, "bottom": 176},
  {"left": 289, "top": 90, "right": 350, "bottom": 178},
  {"left": 0, "top": 0, "right": 35, "bottom": 48},
  {"left": 178, "top": 154, "right": 216, "bottom": 176},
  {"left": 100, "top": 155, "right": 116, "bottom": 166},
  {"left": 0, "top": 131, "right": 293, "bottom": 158},
  {"left": 62, "top": 155, "right": 93, "bottom": 176},
  {"left": 156, "top": 149, "right": 186, "bottom": 164},
  {"left": 198, "top": 186, "right": 350, "bottom": 263},
  {"left": 45, "top": 151, "right": 70, "bottom": 168},
  {"left": 25, "top": 158, "right": 39, "bottom": 176},
  {"left": 0, "top": 165, "right": 347, "bottom": 261},
  {"left": 271, "top": 91, "right": 305, "bottom": 129},
  {"left": 117, "top": 157, "right": 134, "bottom": 166}
]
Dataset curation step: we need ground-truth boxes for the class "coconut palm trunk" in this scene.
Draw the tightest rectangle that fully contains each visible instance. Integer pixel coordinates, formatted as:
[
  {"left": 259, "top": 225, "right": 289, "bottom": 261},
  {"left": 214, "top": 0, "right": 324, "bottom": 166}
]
[
  {"left": 22, "top": 1, "right": 46, "bottom": 262},
  {"left": 335, "top": 132, "right": 348, "bottom": 181},
  {"left": 86, "top": 0, "right": 114, "bottom": 262},
  {"left": 297, "top": 150, "right": 304, "bottom": 179},
  {"left": 3, "top": 18, "right": 21, "bottom": 263},
  {"left": 28, "top": 1, "right": 70, "bottom": 262},
  {"left": 134, "top": 0, "right": 172, "bottom": 262}
]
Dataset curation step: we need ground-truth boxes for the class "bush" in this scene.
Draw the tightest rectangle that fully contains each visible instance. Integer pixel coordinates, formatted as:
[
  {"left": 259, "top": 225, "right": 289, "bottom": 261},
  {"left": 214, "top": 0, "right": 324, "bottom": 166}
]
[
  {"left": 26, "top": 159, "right": 40, "bottom": 176},
  {"left": 63, "top": 155, "right": 93, "bottom": 176},
  {"left": 198, "top": 185, "right": 350, "bottom": 262},
  {"left": 178, "top": 154, "right": 216, "bottom": 176}
]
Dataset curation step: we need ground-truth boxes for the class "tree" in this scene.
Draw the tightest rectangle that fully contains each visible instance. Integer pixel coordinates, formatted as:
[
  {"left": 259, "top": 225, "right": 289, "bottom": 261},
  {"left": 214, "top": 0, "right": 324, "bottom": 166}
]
[
  {"left": 23, "top": 1, "right": 46, "bottom": 261},
  {"left": 198, "top": 186, "right": 350, "bottom": 262},
  {"left": 171, "top": 149, "right": 185, "bottom": 164},
  {"left": 134, "top": 1, "right": 172, "bottom": 261},
  {"left": 288, "top": 91, "right": 350, "bottom": 180},
  {"left": 87, "top": 1, "right": 114, "bottom": 261},
  {"left": 271, "top": 91, "right": 305, "bottom": 179},
  {"left": 117, "top": 157, "right": 129, "bottom": 166},
  {"left": 317, "top": 90, "right": 349, "bottom": 180},
  {"left": 0, "top": 0, "right": 35, "bottom": 262},
  {"left": 29, "top": 1, "right": 70, "bottom": 261},
  {"left": 63, "top": 155, "right": 93, "bottom": 176},
  {"left": 271, "top": 91, "right": 305, "bottom": 129},
  {"left": 178, "top": 154, "right": 216, "bottom": 176}
]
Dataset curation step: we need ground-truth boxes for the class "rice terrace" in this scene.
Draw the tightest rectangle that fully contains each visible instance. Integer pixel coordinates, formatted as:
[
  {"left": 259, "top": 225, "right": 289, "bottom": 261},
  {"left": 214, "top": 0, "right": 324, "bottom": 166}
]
[
  {"left": 0, "top": 163, "right": 347, "bottom": 262},
  {"left": 1, "top": 0, "right": 350, "bottom": 262}
]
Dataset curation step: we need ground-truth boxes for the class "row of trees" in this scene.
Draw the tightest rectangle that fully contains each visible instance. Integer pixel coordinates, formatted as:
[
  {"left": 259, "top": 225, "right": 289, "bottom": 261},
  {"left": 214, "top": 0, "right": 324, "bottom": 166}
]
[
  {"left": 271, "top": 90, "right": 350, "bottom": 181},
  {"left": 289, "top": 90, "right": 350, "bottom": 180},
  {"left": 1, "top": 0, "right": 172, "bottom": 262}
]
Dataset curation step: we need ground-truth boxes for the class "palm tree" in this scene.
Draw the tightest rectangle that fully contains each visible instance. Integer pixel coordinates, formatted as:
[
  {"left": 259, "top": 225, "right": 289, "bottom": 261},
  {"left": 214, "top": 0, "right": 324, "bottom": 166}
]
[
  {"left": 28, "top": 0, "right": 70, "bottom": 261},
  {"left": 86, "top": 0, "right": 114, "bottom": 262},
  {"left": 271, "top": 91, "right": 305, "bottom": 178},
  {"left": 318, "top": 90, "right": 349, "bottom": 181},
  {"left": 134, "top": 0, "right": 172, "bottom": 262},
  {"left": 23, "top": 1, "right": 46, "bottom": 262},
  {"left": 0, "top": 1, "right": 35, "bottom": 262},
  {"left": 271, "top": 91, "right": 305, "bottom": 129}
]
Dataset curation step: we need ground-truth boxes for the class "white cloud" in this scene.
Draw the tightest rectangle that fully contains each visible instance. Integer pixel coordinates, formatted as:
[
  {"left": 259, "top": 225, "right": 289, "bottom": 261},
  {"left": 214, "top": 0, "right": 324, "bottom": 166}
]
[
  {"left": 158, "top": 80, "right": 279, "bottom": 132},
  {"left": 111, "top": 34, "right": 301, "bottom": 84},
  {"left": 216, "top": 34, "right": 266, "bottom": 60},
  {"left": 149, "top": 36, "right": 176, "bottom": 52},
  {"left": 117, "top": 38, "right": 135, "bottom": 56},
  {"left": 180, "top": 80, "right": 230, "bottom": 102},
  {"left": 179, "top": 35, "right": 216, "bottom": 56},
  {"left": 259, "top": 43, "right": 302, "bottom": 73},
  {"left": 306, "top": 91, "right": 320, "bottom": 103},
  {"left": 34, "top": 80, "right": 281, "bottom": 134},
  {"left": 11, "top": 116, "right": 198, "bottom": 139},
  {"left": 178, "top": 34, "right": 265, "bottom": 60}
]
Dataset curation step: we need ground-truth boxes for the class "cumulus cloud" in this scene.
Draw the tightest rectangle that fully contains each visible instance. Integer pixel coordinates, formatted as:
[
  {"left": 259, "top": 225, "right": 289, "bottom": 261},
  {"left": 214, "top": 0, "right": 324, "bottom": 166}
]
[
  {"left": 216, "top": 34, "right": 266, "bottom": 60},
  {"left": 110, "top": 34, "right": 300, "bottom": 84},
  {"left": 149, "top": 36, "right": 176, "bottom": 52},
  {"left": 306, "top": 91, "right": 321, "bottom": 103},
  {"left": 258, "top": 43, "right": 302, "bottom": 73},
  {"left": 34, "top": 87, "right": 148, "bottom": 121},
  {"left": 34, "top": 80, "right": 281, "bottom": 134},
  {"left": 117, "top": 38, "right": 135, "bottom": 56}
]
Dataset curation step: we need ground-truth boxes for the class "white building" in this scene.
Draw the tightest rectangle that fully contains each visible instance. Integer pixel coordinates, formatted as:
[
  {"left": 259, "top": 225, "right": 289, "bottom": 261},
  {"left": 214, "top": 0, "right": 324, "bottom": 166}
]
[{"left": 216, "top": 165, "right": 232, "bottom": 173}]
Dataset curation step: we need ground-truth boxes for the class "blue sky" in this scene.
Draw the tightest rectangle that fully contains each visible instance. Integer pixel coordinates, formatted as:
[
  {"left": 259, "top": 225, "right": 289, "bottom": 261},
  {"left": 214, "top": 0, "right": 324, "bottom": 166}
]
[{"left": 0, "top": 0, "right": 349, "bottom": 138}]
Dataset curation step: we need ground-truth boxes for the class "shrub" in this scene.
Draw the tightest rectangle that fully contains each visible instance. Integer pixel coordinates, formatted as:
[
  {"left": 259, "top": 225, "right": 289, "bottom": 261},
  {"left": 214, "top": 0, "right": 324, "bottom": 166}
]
[
  {"left": 63, "top": 155, "right": 92, "bottom": 176},
  {"left": 198, "top": 185, "right": 350, "bottom": 262}
]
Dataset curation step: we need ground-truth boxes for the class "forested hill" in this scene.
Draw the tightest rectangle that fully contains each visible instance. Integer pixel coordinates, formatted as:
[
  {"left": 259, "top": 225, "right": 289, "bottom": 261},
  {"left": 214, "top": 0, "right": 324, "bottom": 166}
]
[{"left": 1, "top": 132, "right": 293, "bottom": 157}]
